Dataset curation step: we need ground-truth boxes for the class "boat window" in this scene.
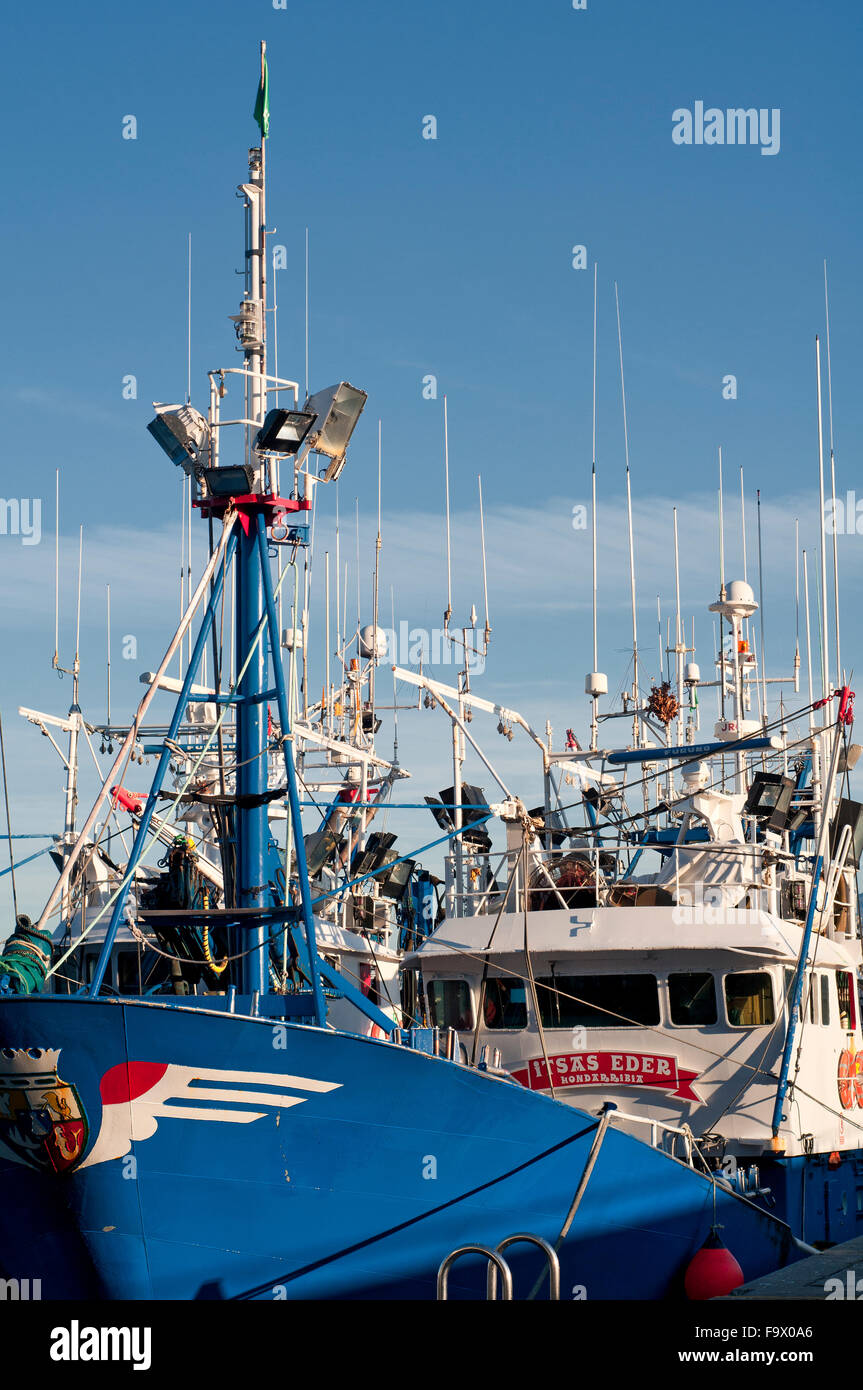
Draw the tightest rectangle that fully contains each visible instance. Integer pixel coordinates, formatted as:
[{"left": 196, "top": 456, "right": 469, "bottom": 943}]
[
  {"left": 427, "top": 979, "right": 473, "bottom": 1031},
  {"left": 117, "top": 950, "right": 142, "bottom": 995},
  {"left": 536, "top": 974, "right": 659, "bottom": 1028},
  {"left": 837, "top": 971, "right": 856, "bottom": 1031},
  {"left": 358, "top": 961, "right": 380, "bottom": 1007},
  {"left": 821, "top": 974, "right": 830, "bottom": 1026},
  {"left": 724, "top": 972, "right": 775, "bottom": 1027},
  {"left": 668, "top": 972, "right": 717, "bottom": 1026},
  {"left": 483, "top": 978, "right": 527, "bottom": 1029}
]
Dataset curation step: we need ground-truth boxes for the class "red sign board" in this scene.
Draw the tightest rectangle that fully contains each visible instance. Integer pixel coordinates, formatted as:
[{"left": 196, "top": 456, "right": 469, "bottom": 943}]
[{"left": 510, "top": 1051, "right": 700, "bottom": 1101}]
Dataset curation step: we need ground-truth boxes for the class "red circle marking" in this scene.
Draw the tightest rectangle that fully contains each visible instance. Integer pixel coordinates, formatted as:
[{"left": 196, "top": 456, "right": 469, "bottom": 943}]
[{"left": 100, "top": 1061, "right": 168, "bottom": 1104}]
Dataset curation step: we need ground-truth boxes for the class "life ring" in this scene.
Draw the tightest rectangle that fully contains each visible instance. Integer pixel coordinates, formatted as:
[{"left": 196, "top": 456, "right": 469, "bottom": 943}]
[
  {"left": 838, "top": 1049, "right": 855, "bottom": 1110},
  {"left": 854, "top": 1052, "right": 863, "bottom": 1110},
  {"left": 370, "top": 1023, "right": 388, "bottom": 1040}
]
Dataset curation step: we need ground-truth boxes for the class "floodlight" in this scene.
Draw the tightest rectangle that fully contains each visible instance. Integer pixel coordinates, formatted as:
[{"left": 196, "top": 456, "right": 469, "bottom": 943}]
[
  {"left": 830, "top": 798, "right": 863, "bottom": 869},
  {"left": 257, "top": 408, "right": 316, "bottom": 455},
  {"left": 438, "top": 784, "right": 491, "bottom": 848},
  {"left": 147, "top": 403, "right": 210, "bottom": 477},
  {"left": 303, "top": 381, "right": 368, "bottom": 481},
  {"left": 202, "top": 464, "right": 255, "bottom": 498},
  {"left": 743, "top": 773, "right": 794, "bottom": 833},
  {"left": 379, "top": 855, "right": 416, "bottom": 901},
  {"left": 352, "top": 832, "right": 398, "bottom": 879}
]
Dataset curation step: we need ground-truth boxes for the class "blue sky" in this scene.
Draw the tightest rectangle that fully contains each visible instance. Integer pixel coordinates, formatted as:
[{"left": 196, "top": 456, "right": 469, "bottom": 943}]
[{"left": 0, "top": 0, "right": 861, "bottom": 917}]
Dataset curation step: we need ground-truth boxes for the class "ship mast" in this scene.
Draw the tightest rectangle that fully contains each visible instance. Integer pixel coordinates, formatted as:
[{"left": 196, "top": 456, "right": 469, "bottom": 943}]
[{"left": 233, "top": 42, "right": 270, "bottom": 994}]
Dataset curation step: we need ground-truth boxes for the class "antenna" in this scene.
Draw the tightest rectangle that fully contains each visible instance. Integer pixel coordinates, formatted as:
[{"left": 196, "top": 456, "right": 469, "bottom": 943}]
[
  {"left": 324, "top": 551, "right": 331, "bottom": 736},
  {"left": 355, "top": 496, "right": 361, "bottom": 662},
  {"left": 0, "top": 711, "right": 19, "bottom": 920},
  {"left": 342, "top": 561, "right": 349, "bottom": 696},
  {"left": 74, "top": 526, "right": 83, "bottom": 668},
  {"left": 179, "top": 477, "right": 185, "bottom": 680},
  {"left": 370, "top": 419, "right": 382, "bottom": 710},
  {"left": 803, "top": 548, "right": 814, "bottom": 728},
  {"left": 304, "top": 226, "right": 310, "bottom": 401},
  {"left": 478, "top": 474, "right": 490, "bottom": 643},
  {"left": 186, "top": 232, "right": 192, "bottom": 405},
  {"left": 615, "top": 282, "right": 639, "bottom": 741},
  {"left": 824, "top": 262, "right": 841, "bottom": 685},
  {"left": 443, "top": 395, "right": 452, "bottom": 629},
  {"left": 739, "top": 465, "right": 747, "bottom": 582},
  {"left": 673, "top": 505, "right": 682, "bottom": 735},
  {"left": 391, "top": 585, "right": 399, "bottom": 765},
  {"left": 815, "top": 335, "right": 830, "bottom": 710},
  {"left": 794, "top": 518, "right": 801, "bottom": 692},
  {"left": 585, "top": 263, "right": 606, "bottom": 750},
  {"left": 272, "top": 227, "right": 280, "bottom": 410},
  {"left": 592, "top": 260, "right": 598, "bottom": 675},
  {"left": 756, "top": 490, "right": 768, "bottom": 726},
  {"left": 718, "top": 449, "right": 726, "bottom": 718},
  {"left": 718, "top": 447, "right": 726, "bottom": 592},
  {"left": 53, "top": 469, "right": 60, "bottom": 670},
  {"left": 106, "top": 584, "right": 112, "bottom": 727},
  {"left": 335, "top": 484, "right": 341, "bottom": 676},
  {"left": 656, "top": 594, "right": 663, "bottom": 683}
]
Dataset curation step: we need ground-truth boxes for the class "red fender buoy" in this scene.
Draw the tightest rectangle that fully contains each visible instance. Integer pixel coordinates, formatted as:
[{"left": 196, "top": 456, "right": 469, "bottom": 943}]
[
  {"left": 838, "top": 1050, "right": 855, "bottom": 1110},
  {"left": 684, "top": 1228, "right": 744, "bottom": 1301}
]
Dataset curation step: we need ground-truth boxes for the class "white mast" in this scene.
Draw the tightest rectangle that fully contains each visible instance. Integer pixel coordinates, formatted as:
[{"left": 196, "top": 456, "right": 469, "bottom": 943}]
[
  {"left": 794, "top": 519, "right": 801, "bottom": 693},
  {"left": 586, "top": 261, "right": 607, "bottom": 750},
  {"left": 803, "top": 548, "right": 814, "bottom": 726},
  {"left": 443, "top": 394, "right": 452, "bottom": 630},
  {"left": 478, "top": 474, "right": 490, "bottom": 650},
  {"left": 615, "top": 282, "right": 639, "bottom": 747},
  {"left": 718, "top": 448, "right": 726, "bottom": 720},
  {"left": 824, "top": 262, "right": 841, "bottom": 686},
  {"left": 592, "top": 259, "right": 598, "bottom": 678},
  {"left": 815, "top": 336, "right": 830, "bottom": 713},
  {"left": 370, "top": 419, "right": 382, "bottom": 712},
  {"left": 673, "top": 506, "right": 682, "bottom": 743}
]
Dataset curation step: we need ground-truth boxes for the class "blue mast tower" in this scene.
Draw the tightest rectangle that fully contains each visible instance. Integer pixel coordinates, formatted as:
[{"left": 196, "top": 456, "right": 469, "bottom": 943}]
[{"left": 86, "top": 43, "right": 369, "bottom": 1029}]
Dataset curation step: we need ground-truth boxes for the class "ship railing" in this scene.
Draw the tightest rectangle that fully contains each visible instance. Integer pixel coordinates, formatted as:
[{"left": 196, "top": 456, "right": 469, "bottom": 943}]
[
  {"left": 443, "top": 844, "right": 636, "bottom": 918},
  {"left": 606, "top": 1106, "right": 733, "bottom": 1177}
]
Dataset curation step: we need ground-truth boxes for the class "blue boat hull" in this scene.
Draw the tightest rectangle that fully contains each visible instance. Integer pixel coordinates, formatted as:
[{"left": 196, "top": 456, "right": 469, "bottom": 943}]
[{"left": 0, "top": 996, "right": 802, "bottom": 1299}]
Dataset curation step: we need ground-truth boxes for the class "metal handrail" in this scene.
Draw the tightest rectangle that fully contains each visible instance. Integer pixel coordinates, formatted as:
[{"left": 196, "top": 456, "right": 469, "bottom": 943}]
[
  {"left": 436, "top": 1245, "right": 513, "bottom": 1300},
  {"left": 489, "top": 1233, "right": 560, "bottom": 1301}
]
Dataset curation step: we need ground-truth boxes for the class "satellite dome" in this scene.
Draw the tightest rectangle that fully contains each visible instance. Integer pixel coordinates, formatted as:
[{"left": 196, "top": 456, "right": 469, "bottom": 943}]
[
  {"left": 359, "top": 624, "right": 388, "bottom": 659},
  {"left": 727, "top": 579, "right": 756, "bottom": 608},
  {"left": 709, "top": 578, "right": 758, "bottom": 619}
]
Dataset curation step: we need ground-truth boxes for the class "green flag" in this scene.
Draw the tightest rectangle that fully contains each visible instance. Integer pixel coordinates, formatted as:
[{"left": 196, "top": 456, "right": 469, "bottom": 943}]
[{"left": 254, "top": 57, "right": 269, "bottom": 138}]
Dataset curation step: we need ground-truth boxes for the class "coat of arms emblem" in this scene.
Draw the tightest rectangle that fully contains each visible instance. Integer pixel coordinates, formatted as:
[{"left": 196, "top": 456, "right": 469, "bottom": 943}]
[{"left": 0, "top": 1048, "right": 88, "bottom": 1173}]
